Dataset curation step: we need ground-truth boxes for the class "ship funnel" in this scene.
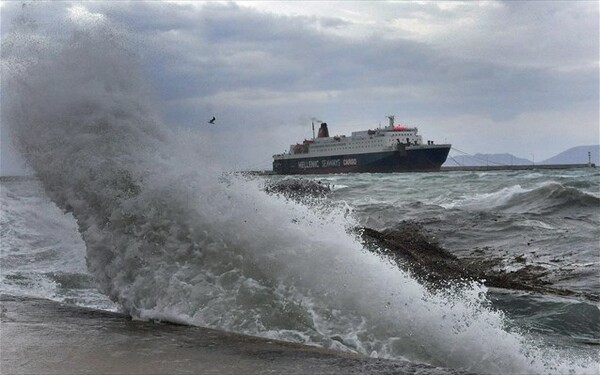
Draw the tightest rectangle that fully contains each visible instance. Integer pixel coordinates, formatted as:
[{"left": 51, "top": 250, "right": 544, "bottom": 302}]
[
  {"left": 387, "top": 115, "right": 395, "bottom": 127},
  {"left": 317, "top": 123, "right": 329, "bottom": 138}
]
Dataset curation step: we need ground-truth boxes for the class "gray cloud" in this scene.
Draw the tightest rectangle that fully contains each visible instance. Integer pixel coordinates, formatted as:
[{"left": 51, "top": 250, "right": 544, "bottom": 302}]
[
  {"left": 104, "top": 2, "right": 596, "bottom": 119},
  {"left": 1, "top": 1, "right": 597, "bottom": 172}
]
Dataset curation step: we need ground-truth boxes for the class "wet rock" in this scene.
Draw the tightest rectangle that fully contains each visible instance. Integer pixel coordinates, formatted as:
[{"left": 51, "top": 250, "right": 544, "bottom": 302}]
[
  {"left": 359, "top": 222, "right": 599, "bottom": 302},
  {"left": 264, "top": 179, "right": 331, "bottom": 200},
  {"left": 360, "top": 222, "right": 468, "bottom": 286}
]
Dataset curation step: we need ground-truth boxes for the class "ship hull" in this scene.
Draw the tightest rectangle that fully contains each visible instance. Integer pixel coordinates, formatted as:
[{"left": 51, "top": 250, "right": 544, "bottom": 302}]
[{"left": 273, "top": 145, "right": 451, "bottom": 175}]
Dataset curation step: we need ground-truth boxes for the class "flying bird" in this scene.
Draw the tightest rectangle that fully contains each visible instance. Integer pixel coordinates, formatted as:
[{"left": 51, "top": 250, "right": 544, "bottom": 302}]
[{"left": 208, "top": 116, "right": 216, "bottom": 124}]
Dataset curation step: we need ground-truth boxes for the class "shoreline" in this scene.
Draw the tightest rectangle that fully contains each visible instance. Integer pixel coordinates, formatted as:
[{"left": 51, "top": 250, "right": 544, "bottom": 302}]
[{"left": 1, "top": 294, "right": 468, "bottom": 374}]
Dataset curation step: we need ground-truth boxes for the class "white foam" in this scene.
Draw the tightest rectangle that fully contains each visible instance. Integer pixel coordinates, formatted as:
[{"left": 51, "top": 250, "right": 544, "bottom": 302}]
[{"left": 434, "top": 184, "right": 527, "bottom": 210}]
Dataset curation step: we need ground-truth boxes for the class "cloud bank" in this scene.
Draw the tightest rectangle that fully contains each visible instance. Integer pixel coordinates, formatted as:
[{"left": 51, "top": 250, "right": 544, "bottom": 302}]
[{"left": 1, "top": 1, "right": 598, "bottom": 172}]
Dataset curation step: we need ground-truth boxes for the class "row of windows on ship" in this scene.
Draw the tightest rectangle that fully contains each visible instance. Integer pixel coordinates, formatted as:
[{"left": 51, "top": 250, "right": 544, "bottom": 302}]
[
  {"left": 310, "top": 139, "right": 416, "bottom": 152},
  {"left": 315, "top": 138, "right": 416, "bottom": 146}
]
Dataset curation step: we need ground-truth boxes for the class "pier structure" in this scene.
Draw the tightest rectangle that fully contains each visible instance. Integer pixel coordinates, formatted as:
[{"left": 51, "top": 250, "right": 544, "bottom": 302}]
[{"left": 440, "top": 163, "right": 595, "bottom": 172}]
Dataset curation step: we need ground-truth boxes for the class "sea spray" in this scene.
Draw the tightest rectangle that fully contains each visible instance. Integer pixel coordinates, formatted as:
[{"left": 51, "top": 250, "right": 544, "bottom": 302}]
[{"left": 2, "top": 10, "right": 597, "bottom": 374}]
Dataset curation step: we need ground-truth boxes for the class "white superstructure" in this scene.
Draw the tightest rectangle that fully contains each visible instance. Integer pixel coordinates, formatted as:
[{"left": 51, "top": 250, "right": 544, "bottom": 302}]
[{"left": 274, "top": 116, "right": 435, "bottom": 160}]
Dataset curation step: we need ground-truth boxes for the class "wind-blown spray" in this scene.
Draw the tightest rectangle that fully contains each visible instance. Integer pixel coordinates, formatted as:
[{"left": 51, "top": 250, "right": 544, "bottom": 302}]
[{"left": 2, "top": 10, "right": 595, "bottom": 374}]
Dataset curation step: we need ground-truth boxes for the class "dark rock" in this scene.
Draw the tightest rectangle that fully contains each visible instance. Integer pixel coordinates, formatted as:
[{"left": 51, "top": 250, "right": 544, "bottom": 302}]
[
  {"left": 264, "top": 179, "right": 331, "bottom": 200},
  {"left": 359, "top": 222, "right": 468, "bottom": 286},
  {"left": 359, "top": 222, "right": 599, "bottom": 302}
]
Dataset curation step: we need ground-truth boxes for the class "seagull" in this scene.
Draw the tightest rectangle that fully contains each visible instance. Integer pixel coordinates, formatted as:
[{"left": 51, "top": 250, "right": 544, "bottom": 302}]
[{"left": 208, "top": 116, "right": 216, "bottom": 124}]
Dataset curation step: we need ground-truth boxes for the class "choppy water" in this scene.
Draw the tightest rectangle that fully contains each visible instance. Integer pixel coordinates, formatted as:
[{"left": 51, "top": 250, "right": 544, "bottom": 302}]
[
  {"left": 324, "top": 170, "right": 600, "bottom": 297},
  {"left": 1, "top": 11, "right": 599, "bottom": 374}
]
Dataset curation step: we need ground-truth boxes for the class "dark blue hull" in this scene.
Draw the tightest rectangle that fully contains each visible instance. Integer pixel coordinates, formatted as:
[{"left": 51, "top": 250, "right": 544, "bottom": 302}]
[{"left": 273, "top": 146, "right": 451, "bottom": 175}]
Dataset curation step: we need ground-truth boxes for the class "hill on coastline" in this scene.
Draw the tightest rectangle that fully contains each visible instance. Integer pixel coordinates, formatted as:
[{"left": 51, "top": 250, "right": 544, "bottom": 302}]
[
  {"left": 445, "top": 145, "right": 599, "bottom": 167},
  {"left": 540, "top": 145, "right": 599, "bottom": 165},
  {"left": 444, "top": 153, "right": 532, "bottom": 167}
]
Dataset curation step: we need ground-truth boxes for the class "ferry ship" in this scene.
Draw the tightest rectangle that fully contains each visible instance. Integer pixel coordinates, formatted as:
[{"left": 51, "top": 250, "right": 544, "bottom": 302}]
[{"left": 272, "top": 116, "right": 451, "bottom": 174}]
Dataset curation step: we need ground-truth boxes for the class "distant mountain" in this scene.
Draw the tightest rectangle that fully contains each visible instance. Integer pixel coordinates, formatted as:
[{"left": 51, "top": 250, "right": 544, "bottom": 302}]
[
  {"left": 444, "top": 145, "right": 600, "bottom": 167},
  {"left": 444, "top": 153, "right": 532, "bottom": 167},
  {"left": 541, "top": 145, "right": 599, "bottom": 165}
]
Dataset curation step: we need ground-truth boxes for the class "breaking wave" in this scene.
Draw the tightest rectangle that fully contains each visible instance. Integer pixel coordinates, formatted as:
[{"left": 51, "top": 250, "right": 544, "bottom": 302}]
[
  {"left": 502, "top": 182, "right": 600, "bottom": 215},
  {"left": 439, "top": 182, "right": 599, "bottom": 215},
  {"left": 2, "top": 11, "right": 596, "bottom": 374}
]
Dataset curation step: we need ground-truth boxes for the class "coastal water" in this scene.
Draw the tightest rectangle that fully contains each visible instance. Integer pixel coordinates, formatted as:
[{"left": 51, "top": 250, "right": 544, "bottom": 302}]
[
  {"left": 326, "top": 170, "right": 600, "bottom": 298},
  {"left": 2, "top": 12, "right": 599, "bottom": 374},
  {"left": 2, "top": 170, "right": 599, "bottom": 373}
]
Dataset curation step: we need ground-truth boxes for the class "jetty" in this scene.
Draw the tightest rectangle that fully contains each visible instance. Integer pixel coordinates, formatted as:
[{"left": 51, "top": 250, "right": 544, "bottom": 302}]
[
  {"left": 1, "top": 295, "right": 463, "bottom": 375},
  {"left": 244, "top": 163, "right": 595, "bottom": 175},
  {"left": 441, "top": 163, "right": 596, "bottom": 172}
]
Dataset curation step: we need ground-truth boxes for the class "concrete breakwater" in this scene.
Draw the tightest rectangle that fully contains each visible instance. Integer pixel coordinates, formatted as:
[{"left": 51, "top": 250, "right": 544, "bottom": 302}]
[
  {"left": 441, "top": 163, "right": 596, "bottom": 172},
  {"left": 1, "top": 295, "right": 468, "bottom": 375},
  {"left": 245, "top": 163, "right": 596, "bottom": 175}
]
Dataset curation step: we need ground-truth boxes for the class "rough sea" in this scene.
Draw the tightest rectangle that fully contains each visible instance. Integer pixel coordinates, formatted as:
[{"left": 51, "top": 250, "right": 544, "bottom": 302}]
[{"left": 1, "top": 11, "right": 599, "bottom": 375}]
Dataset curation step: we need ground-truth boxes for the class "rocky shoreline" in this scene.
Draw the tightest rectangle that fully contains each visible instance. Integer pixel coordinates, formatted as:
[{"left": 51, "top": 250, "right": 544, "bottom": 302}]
[
  {"left": 265, "top": 178, "right": 599, "bottom": 302},
  {"left": 360, "top": 222, "right": 598, "bottom": 302}
]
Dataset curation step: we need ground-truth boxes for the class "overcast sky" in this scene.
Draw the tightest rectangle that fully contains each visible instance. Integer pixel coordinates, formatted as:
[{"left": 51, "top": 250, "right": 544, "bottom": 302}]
[{"left": 1, "top": 1, "right": 598, "bottom": 173}]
